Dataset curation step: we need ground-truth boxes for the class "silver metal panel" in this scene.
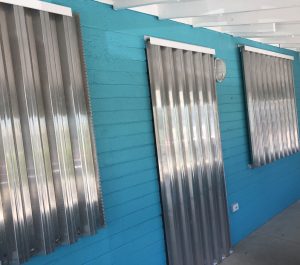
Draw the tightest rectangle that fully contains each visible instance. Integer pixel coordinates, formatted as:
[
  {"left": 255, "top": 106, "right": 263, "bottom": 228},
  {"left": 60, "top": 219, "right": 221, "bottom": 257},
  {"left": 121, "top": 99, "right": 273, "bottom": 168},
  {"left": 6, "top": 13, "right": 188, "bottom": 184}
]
[
  {"left": 146, "top": 42, "right": 231, "bottom": 265},
  {"left": 0, "top": 3, "right": 104, "bottom": 265},
  {"left": 241, "top": 47, "right": 299, "bottom": 167}
]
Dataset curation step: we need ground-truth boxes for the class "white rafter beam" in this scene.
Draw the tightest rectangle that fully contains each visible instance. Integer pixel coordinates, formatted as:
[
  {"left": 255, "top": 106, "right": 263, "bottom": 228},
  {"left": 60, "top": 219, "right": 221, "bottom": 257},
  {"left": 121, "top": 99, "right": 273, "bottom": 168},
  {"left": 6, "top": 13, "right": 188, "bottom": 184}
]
[
  {"left": 276, "top": 23, "right": 300, "bottom": 33},
  {"left": 158, "top": 0, "right": 300, "bottom": 20},
  {"left": 95, "top": 0, "right": 300, "bottom": 52},
  {"left": 113, "top": 0, "right": 176, "bottom": 10},
  {"left": 237, "top": 32, "right": 294, "bottom": 38},
  {"left": 234, "top": 23, "right": 300, "bottom": 38},
  {"left": 192, "top": 6, "right": 300, "bottom": 27},
  {"left": 250, "top": 36, "right": 300, "bottom": 44},
  {"left": 279, "top": 43, "right": 300, "bottom": 48},
  {"left": 207, "top": 23, "right": 276, "bottom": 34}
]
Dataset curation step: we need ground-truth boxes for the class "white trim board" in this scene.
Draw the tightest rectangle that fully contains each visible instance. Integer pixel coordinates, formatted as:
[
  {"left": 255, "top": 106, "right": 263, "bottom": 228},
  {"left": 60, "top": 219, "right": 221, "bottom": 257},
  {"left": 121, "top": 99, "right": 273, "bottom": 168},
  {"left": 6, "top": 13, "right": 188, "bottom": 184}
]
[
  {"left": 146, "top": 36, "right": 216, "bottom": 55},
  {"left": 243, "top": 45, "right": 294, "bottom": 60},
  {"left": 0, "top": 0, "right": 72, "bottom": 16}
]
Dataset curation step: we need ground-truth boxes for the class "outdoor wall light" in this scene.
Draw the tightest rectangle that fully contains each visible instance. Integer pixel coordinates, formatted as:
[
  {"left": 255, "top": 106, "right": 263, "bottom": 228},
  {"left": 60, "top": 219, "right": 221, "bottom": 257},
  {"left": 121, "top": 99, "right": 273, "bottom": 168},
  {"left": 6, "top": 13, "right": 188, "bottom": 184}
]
[{"left": 215, "top": 58, "right": 227, "bottom": 82}]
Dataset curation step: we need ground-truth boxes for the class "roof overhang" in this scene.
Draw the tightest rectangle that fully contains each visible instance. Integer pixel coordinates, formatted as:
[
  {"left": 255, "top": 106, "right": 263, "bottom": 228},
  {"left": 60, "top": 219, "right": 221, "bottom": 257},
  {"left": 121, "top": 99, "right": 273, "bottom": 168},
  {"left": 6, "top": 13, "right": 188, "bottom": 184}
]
[{"left": 96, "top": 0, "right": 300, "bottom": 52}]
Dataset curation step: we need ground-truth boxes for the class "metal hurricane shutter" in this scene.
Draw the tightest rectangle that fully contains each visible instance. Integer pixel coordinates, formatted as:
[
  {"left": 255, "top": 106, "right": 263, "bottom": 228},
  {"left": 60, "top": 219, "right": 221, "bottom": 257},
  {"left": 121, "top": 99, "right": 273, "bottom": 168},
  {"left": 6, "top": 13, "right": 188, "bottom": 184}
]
[
  {"left": 146, "top": 40, "right": 231, "bottom": 265},
  {"left": 0, "top": 3, "right": 104, "bottom": 264},
  {"left": 241, "top": 46, "right": 299, "bottom": 167}
]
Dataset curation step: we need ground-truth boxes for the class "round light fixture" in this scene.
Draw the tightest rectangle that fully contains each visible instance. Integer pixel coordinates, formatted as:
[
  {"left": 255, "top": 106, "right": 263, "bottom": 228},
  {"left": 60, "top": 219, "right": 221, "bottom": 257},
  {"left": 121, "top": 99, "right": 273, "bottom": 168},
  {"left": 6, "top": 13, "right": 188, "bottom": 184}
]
[{"left": 215, "top": 58, "right": 227, "bottom": 83}]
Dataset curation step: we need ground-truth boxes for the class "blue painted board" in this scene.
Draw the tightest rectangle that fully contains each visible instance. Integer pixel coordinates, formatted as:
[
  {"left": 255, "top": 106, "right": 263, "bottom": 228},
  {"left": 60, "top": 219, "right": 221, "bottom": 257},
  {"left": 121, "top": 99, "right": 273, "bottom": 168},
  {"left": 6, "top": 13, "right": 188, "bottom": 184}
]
[{"left": 25, "top": 1, "right": 300, "bottom": 264}]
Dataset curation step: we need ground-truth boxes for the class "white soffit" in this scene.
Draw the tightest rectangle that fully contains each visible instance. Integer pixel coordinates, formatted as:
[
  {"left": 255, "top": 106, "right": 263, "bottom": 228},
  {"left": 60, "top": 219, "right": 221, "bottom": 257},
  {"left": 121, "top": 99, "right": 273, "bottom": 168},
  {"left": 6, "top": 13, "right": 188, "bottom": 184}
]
[
  {"left": 95, "top": 0, "right": 300, "bottom": 51},
  {"left": 0, "top": 0, "right": 72, "bottom": 16}
]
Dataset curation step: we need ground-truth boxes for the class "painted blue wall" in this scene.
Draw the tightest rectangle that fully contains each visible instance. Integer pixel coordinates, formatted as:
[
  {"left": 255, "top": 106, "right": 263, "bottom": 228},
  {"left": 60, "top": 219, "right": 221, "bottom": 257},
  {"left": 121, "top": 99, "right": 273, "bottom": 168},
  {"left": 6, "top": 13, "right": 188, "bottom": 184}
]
[{"left": 27, "top": 0, "right": 300, "bottom": 264}]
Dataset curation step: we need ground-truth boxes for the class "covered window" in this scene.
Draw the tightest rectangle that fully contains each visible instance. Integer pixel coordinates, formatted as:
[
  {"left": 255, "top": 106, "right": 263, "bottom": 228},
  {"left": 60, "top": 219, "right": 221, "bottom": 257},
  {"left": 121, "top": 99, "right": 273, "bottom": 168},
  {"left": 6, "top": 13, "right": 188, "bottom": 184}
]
[
  {"left": 241, "top": 46, "right": 299, "bottom": 167},
  {"left": 0, "top": 2, "right": 104, "bottom": 264},
  {"left": 146, "top": 37, "right": 231, "bottom": 265}
]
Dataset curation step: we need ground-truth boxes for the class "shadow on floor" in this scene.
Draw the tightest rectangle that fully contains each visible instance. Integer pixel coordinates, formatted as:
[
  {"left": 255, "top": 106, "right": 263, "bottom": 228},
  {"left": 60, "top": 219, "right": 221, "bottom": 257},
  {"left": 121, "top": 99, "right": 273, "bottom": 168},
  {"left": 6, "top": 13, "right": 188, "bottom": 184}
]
[{"left": 222, "top": 201, "right": 300, "bottom": 265}]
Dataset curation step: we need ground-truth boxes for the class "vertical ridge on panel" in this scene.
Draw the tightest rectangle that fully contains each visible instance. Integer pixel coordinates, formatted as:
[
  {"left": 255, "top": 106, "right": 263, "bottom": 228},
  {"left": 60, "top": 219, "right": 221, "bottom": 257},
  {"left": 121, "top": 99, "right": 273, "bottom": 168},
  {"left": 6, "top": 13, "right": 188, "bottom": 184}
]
[
  {"left": 183, "top": 50, "right": 206, "bottom": 265},
  {"left": 241, "top": 47, "right": 299, "bottom": 167},
  {"left": 252, "top": 53, "right": 266, "bottom": 165},
  {"left": 172, "top": 48, "right": 196, "bottom": 265},
  {"left": 0, "top": 5, "right": 33, "bottom": 264},
  {"left": 273, "top": 58, "right": 284, "bottom": 158},
  {"left": 282, "top": 59, "right": 293, "bottom": 153},
  {"left": 268, "top": 57, "right": 281, "bottom": 159},
  {"left": 262, "top": 55, "right": 275, "bottom": 162},
  {"left": 0, "top": 4, "right": 34, "bottom": 263},
  {"left": 64, "top": 15, "right": 103, "bottom": 232},
  {"left": 163, "top": 47, "right": 189, "bottom": 265},
  {"left": 25, "top": 9, "right": 59, "bottom": 250},
  {"left": 279, "top": 59, "right": 292, "bottom": 156},
  {"left": 193, "top": 52, "right": 215, "bottom": 265},
  {"left": 50, "top": 14, "right": 81, "bottom": 239},
  {"left": 285, "top": 60, "right": 297, "bottom": 152},
  {"left": 7, "top": 5, "right": 56, "bottom": 254},
  {"left": 258, "top": 55, "right": 270, "bottom": 163},
  {"left": 277, "top": 58, "right": 290, "bottom": 157},
  {"left": 277, "top": 59, "right": 290, "bottom": 156},
  {"left": 75, "top": 16, "right": 105, "bottom": 229},
  {"left": 208, "top": 54, "right": 231, "bottom": 258},
  {"left": 0, "top": 23, "right": 23, "bottom": 265},
  {"left": 274, "top": 58, "right": 285, "bottom": 158},
  {"left": 32, "top": 10, "right": 79, "bottom": 243},
  {"left": 284, "top": 60, "right": 298, "bottom": 153},
  {"left": 274, "top": 57, "right": 286, "bottom": 158},
  {"left": 205, "top": 53, "right": 230, "bottom": 260},
  {"left": 147, "top": 44, "right": 182, "bottom": 265},
  {"left": 56, "top": 15, "right": 104, "bottom": 234},
  {"left": 241, "top": 51, "right": 257, "bottom": 165},
  {"left": 266, "top": 56, "right": 277, "bottom": 159},
  {"left": 286, "top": 61, "right": 300, "bottom": 151},
  {"left": 201, "top": 53, "right": 222, "bottom": 263},
  {"left": 146, "top": 41, "right": 231, "bottom": 265}
]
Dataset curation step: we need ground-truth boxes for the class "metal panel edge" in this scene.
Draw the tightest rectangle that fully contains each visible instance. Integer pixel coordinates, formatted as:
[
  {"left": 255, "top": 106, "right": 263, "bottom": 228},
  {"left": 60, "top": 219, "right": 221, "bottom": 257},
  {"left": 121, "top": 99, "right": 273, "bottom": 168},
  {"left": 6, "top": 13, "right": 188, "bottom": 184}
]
[
  {"left": 0, "top": 0, "right": 72, "bottom": 16},
  {"left": 145, "top": 36, "right": 216, "bottom": 55},
  {"left": 243, "top": 45, "right": 294, "bottom": 60}
]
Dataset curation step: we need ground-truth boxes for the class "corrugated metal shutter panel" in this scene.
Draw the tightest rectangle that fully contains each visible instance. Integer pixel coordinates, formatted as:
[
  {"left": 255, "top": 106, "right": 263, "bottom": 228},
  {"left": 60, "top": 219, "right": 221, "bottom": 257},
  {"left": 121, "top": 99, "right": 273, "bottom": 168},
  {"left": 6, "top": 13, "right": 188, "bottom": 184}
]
[
  {"left": 0, "top": 3, "right": 104, "bottom": 264},
  {"left": 146, "top": 41, "right": 231, "bottom": 265},
  {"left": 241, "top": 47, "right": 299, "bottom": 167}
]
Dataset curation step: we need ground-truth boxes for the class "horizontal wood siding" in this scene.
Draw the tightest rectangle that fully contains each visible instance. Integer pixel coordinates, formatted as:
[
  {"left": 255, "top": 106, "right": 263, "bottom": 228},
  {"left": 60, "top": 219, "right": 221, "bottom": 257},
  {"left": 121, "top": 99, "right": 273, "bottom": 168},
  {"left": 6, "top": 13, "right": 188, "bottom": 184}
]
[{"left": 26, "top": 1, "right": 300, "bottom": 264}]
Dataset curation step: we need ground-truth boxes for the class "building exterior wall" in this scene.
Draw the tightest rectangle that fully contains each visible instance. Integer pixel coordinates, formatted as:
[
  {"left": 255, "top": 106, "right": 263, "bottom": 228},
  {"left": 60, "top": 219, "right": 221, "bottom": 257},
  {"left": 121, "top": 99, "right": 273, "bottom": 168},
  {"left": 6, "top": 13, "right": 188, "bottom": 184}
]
[{"left": 26, "top": 1, "right": 300, "bottom": 264}]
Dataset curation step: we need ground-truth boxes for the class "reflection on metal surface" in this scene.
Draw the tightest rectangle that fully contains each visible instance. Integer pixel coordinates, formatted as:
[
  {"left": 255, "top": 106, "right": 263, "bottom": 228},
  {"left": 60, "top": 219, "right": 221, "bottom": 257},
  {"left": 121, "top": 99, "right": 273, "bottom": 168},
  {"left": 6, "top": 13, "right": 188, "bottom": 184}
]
[
  {"left": 146, "top": 41, "right": 231, "bottom": 265},
  {"left": 0, "top": 3, "right": 104, "bottom": 264},
  {"left": 241, "top": 46, "right": 299, "bottom": 167}
]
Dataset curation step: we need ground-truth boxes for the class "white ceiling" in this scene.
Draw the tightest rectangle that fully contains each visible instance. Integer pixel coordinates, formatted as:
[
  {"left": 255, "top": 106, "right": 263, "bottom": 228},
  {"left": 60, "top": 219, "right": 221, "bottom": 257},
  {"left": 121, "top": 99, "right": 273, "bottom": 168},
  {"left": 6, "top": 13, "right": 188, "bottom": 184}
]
[{"left": 97, "top": 0, "right": 300, "bottom": 52}]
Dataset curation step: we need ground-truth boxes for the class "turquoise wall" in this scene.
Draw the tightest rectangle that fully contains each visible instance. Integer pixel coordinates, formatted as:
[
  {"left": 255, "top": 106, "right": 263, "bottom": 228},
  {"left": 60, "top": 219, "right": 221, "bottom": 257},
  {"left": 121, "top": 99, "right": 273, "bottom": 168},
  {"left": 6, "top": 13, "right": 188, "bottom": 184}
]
[{"left": 27, "top": 0, "right": 300, "bottom": 264}]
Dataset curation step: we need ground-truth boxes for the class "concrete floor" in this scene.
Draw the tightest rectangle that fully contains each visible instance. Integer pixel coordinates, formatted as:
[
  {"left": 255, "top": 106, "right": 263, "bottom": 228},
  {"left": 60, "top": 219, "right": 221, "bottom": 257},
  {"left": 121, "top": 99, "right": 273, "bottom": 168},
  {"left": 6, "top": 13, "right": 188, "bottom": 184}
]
[{"left": 222, "top": 201, "right": 300, "bottom": 265}]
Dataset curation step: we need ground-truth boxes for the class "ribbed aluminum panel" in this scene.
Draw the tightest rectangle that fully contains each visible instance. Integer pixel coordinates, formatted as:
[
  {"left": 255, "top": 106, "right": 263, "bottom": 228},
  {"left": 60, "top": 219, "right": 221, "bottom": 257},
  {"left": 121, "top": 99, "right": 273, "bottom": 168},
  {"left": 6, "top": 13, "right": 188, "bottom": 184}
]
[
  {"left": 0, "top": 3, "right": 104, "bottom": 265},
  {"left": 241, "top": 47, "right": 299, "bottom": 167},
  {"left": 146, "top": 42, "right": 231, "bottom": 265}
]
